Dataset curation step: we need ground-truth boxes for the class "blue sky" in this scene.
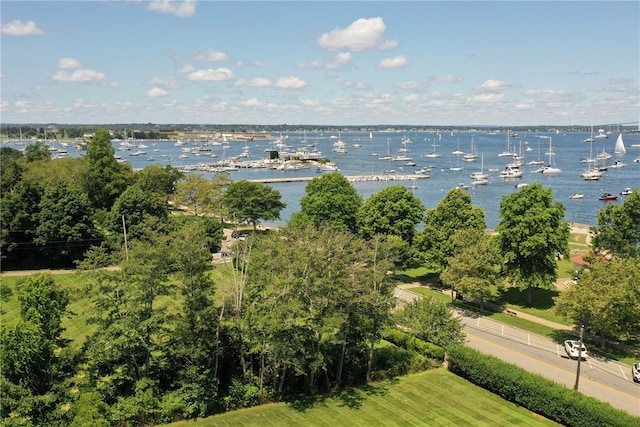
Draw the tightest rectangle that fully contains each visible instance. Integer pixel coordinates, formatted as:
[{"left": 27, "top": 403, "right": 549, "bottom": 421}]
[{"left": 1, "top": 1, "right": 638, "bottom": 126}]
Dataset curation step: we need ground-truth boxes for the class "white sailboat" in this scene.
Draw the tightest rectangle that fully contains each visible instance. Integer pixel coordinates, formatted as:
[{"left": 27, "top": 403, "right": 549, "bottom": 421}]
[
  {"left": 470, "top": 153, "right": 489, "bottom": 181},
  {"left": 378, "top": 138, "right": 394, "bottom": 160},
  {"left": 462, "top": 137, "right": 478, "bottom": 162},
  {"left": 614, "top": 133, "right": 626, "bottom": 154},
  {"left": 536, "top": 137, "right": 561, "bottom": 174},
  {"left": 423, "top": 137, "right": 441, "bottom": 158}
]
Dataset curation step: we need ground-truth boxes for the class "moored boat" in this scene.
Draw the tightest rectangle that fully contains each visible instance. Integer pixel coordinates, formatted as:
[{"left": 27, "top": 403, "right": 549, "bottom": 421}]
[{"left": 599, "top": 193, "right": 618, "bottom": 201}]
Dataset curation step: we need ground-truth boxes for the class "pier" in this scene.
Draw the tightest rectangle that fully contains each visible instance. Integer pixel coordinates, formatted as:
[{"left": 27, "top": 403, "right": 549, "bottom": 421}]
[{"left": 248, "top": 174, "right": 431, "bottom": 184}]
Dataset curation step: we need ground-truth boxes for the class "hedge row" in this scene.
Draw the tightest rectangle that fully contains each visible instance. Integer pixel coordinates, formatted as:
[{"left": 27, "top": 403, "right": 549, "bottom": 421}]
[
  {"left": 381, "top": 328, "right": 445, "bottom": 361},
  {"left": 447, "top": 345, "right": 639, "bottom": 427}
]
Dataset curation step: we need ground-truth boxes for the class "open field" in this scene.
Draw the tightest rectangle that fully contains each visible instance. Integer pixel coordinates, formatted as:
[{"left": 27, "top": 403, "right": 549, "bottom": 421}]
[{"left": 160, "top": 369, "right": 558, "bottom": 427}]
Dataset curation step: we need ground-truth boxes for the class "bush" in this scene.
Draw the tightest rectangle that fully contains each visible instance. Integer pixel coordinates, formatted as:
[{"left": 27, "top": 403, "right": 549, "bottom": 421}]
[
  {"left": 381, "top": 328, "right": 445, "bottom": 361},
  {"left": 447, "top": 345, "right": 638, "bottom": 427}
]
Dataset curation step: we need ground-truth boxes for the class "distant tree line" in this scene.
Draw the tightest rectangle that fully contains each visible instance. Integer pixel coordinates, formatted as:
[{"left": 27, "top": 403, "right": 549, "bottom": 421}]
[{"left": 1, "top": 127, "right": 638, "bottom": 425}]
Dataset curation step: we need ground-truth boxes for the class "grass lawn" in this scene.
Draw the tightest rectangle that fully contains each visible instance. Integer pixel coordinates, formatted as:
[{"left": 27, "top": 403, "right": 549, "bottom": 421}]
[{"left": 161, "top": 369, "right": 558, "bottom": 427}]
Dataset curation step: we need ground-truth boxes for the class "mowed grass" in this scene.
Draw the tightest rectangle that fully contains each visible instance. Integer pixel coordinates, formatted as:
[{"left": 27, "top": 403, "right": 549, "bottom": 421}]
[
  {"left": 0, "top": 264, "right": 238, "bottom": 348},
  {"left": 161, "top": 369, "right": 558, "bottom": 427}
]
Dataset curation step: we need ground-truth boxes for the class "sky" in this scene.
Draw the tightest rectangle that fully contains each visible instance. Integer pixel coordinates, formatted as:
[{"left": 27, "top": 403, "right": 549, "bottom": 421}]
[{"left": 1, "top": 1, "right": 638, "bottom": 126}]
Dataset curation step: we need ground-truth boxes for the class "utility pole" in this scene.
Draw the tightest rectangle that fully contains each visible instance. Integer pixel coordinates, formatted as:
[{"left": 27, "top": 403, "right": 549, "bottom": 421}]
[
  {"left": 573, "top": 324, "right": 585, "bottom": 390},
  {"left": 122, "top": 214, "right": 129, "bottom": 262}
]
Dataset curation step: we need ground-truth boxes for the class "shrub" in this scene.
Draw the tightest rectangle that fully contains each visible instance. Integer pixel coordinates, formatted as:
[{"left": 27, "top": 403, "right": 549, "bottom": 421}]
[{"left": 447, "top": 345, "right": 638, "bottom": 427}]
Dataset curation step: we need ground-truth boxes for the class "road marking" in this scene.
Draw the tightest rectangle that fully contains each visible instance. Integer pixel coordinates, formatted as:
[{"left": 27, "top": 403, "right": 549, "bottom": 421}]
[
  {"left": 466, "top": 331, "right": 640, "bottom": 401},
  {"left": 619, "top": 365, "right": 628, "bottom": 381}
]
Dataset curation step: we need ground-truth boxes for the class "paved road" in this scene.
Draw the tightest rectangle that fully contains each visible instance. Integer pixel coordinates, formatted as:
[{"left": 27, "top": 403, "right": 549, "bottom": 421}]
[{"left": 394, "top": 287, "right": 640, "bottom": 417}]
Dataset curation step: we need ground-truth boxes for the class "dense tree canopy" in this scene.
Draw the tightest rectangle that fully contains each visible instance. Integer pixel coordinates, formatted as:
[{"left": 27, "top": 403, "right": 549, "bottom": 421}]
[
  {"left": 356, "top": 185, "right": 425, "bottom": 243},
  {"left": 440, "top": 229, "right": 503, "bottom": 308},
  {"left": 414, "top": 188, "right": 486, "bottom": 271},
  {"left": 289, "top": 172, "right": 362, "bottom": 233},
  {"left": 591, "top": 189, "right": 640, "bottom": 259},
  {"left": 496, "top": 183, "right": 570, "bottom": 305},
  {"left": 222, "top": 180, "right": 286, "bottom": 231},
  {"left": 83, "top": 128, "right": 132, "bottom": 210},
  {"left": 555, "top": 258, "right": 640, "bottom": 348}
]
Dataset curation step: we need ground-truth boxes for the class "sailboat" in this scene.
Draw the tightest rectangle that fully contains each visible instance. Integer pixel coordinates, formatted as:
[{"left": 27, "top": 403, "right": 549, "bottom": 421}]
[
  {"left": 378, "top": 138, "right": 394, "bottom": 160},
  {"left": 423, "top": 137, "right": 441, "bottom": 158},
  {"left": 462, "top": 137, "right": 478, "bottom": 162},
  {"left": 527, "top": 139, "right": 545, "bottom": 165},
  {"left": 498, "top": 132, "right": 515, "bottom": 157},
  {"left": 536, "top": 137, "right": 561, "bottom": 174},
  {"left": 470, "top": 153, "right": 489, "bottom": 183},
  {"left": 614, "top": 133, "right": 626, "bottom": 154},
  {"left": 452, "top": 138, "right": 464, "bottom": 155},
  {"left": 580, "top": 139, "right": 596, "bottom": 164}
]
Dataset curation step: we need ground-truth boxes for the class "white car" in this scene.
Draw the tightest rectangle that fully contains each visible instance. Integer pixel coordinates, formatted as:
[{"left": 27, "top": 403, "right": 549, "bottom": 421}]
[
  {"left": 564, "top": 340, "right": 588, "bottom": 360},
  {"left": 632, "top": 362, "right": 640, "bottom": 383}
]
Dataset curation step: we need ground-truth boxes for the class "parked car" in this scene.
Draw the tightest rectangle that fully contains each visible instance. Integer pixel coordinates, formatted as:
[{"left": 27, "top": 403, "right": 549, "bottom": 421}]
[
  {"left": 632, "top": 362, "right": 640, "bottom": 383},
  {"left": 564, "top": 340, "right": 588, "bottom": 360}
]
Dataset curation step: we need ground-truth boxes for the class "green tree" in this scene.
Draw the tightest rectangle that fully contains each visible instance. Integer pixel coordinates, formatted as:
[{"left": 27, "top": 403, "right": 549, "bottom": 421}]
[
  {"left": 555, "top": 258, "right": 640, "bottom": 348},
  {"left": 0, "top": 274, "right": 71, "bottom": 424},
  {"left": 24, "top": 141, "right": 51, "bottom": 162},
  {"left": 356, "top": 185, "right": 425, "bottom": 242},
  {"left": 393, "top": 296, "right": 465, "bottom": 348},
  {"left": 440, "top": 229, "right": 503, "bottom": 308},
  {"left": 110, "top": 184, "right": 169, "bottom": 241},
  {"left": 174, "top": 173, "right": 223, "bottom": 217},
  {"left": 289, "top": 172, "right": 362, "bottom": 233},
  {"left": 0, "top": 147, "right": 25, "bottom": 194},
  {"left": 414, "top": 188, "right": 486, "bottom": 271},
  {"left": 34, "top": 183, "right": 100, "bottom": 266},
  {"left": 83, "top": 128, "right": 132, "bottom": 210},
  {"left": 223, "top": 180, "right": 286, "bottom": 231},
  {"left": 496, "top": 183, "right": 570, "bottom": 305},
  {"left": 591, "top": 189, "right": 640, "bottom": 259},
  {"left": 133, "top": 164, "right": 183, "bottom": 204}
]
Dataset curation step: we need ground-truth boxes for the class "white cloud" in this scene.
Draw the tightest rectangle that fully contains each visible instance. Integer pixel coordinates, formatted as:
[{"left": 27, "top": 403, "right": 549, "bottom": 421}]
[
  {"left": 147, "top": 87, "right": 169, "bottom": 98},
  {"left": 433, "top": 75, "right": 463, "bottom": 83},
  {"left": 148, "top": 76, "right": 181, "bottom": 89},
  {"left": 396, "top": 81, "right": 427, "bottom": 91},
  {"left": 147, "top": 0, "right": 196, "bottom": 18},
  {"left": 186, "top": 68, "right": 235, "bottom": 81},
  {"left": 317, "top": 17, "right": 397, "bottom": 51},
  {"left": 378, "top": 55, "right": 408, "bottom": 69},
  {"left": 476, "top": 79, "right": 510, "bottom": 93},
  {"left": 235, "top": 77, "right": 272, "bottom": 87},
  {"left": 1, "top": 20, "right": 45, "bottom": 36},
  {"left": 275, "top": 76, "right": 307, "bottom": 89},
  {"left": 178, "top": 64, "right": 196, "bottom": 73},
  {"left": 242, "top": 98, "right": 263, "bottom": 107},
  {"left": 300, "top": 99, "right": 320, "bottom": 107},
  {"left": 57, "top": 57, "right": 82, "bottom": 69},
  {"left": 473, "top": 93, "right": 505, "bottom": 103},
  {"left": 52, "top": 69, "right": 105, "bottom": 82},
  {"left": 194, "top": 49, "right": 229, "bottom": 62},
  {"left": 299, "top": 52, "right": 352, "bottom": 70}
]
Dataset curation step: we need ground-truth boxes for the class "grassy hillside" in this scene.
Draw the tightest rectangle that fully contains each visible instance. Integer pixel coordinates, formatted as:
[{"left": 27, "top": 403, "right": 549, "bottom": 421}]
[{"left": 161, "top": 369, "right": 557, "bottom": 426}]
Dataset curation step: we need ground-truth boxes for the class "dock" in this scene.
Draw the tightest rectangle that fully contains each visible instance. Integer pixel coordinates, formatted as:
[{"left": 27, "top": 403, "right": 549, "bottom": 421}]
[{"left": 248, "top": 174, "right": 430, "bottom": 184}]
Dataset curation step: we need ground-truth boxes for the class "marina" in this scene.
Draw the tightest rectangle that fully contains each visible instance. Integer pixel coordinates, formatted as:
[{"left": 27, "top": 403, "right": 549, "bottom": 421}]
[{"left": 3, "top": 129, "right": 639, "bottom": 229}]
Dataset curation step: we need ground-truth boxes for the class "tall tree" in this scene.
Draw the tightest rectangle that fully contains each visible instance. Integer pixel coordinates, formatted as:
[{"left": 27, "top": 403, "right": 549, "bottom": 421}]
[
  {"left": 496, "top": 183, "right": 570, "bottom": 305},
  {"left": 393, "top": 296, "right": 465, "bottom": 348},
  {"left": 1, "top": 274, "right": 69, "bottom": 391},
  {"left": 174, "top": 173, "right": 225, "bottom": 217},
  {"left": 289, "top": 172, "right": 362, "bottom": 233},
  {"left": 35, "top": 183, "right": 100, "bottom": 266},
  {"left": 356, "top": 185, "right": 425, "bottom": 242},
  {"left": 591, "top": 189, "right": 640, "bottom": 259},
  {"left": 555, "top": 258, "right": 640, "bottom": 348},
  {"left": 440, "top": 229, "right": 503, "bottom": 308},
  {"left": 223, "top": 180, "right": 286, "bottom": 231},
  {"left": 414, "top": 188, "right": 486, "bottom": 271},
  {"left": 83, "top": 128, "right": 132, "bottom": 210}
]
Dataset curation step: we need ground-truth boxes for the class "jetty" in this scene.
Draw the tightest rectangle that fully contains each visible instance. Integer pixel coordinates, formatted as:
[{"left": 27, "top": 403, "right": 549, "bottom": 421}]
[{"left": 249, "top": 174, "right": 430, "bottom": 184}]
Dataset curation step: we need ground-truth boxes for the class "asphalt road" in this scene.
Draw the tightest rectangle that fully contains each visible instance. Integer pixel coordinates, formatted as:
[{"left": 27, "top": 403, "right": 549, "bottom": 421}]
[{"left": 394, "top": 287, "right": 640, "bottom": 417}]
